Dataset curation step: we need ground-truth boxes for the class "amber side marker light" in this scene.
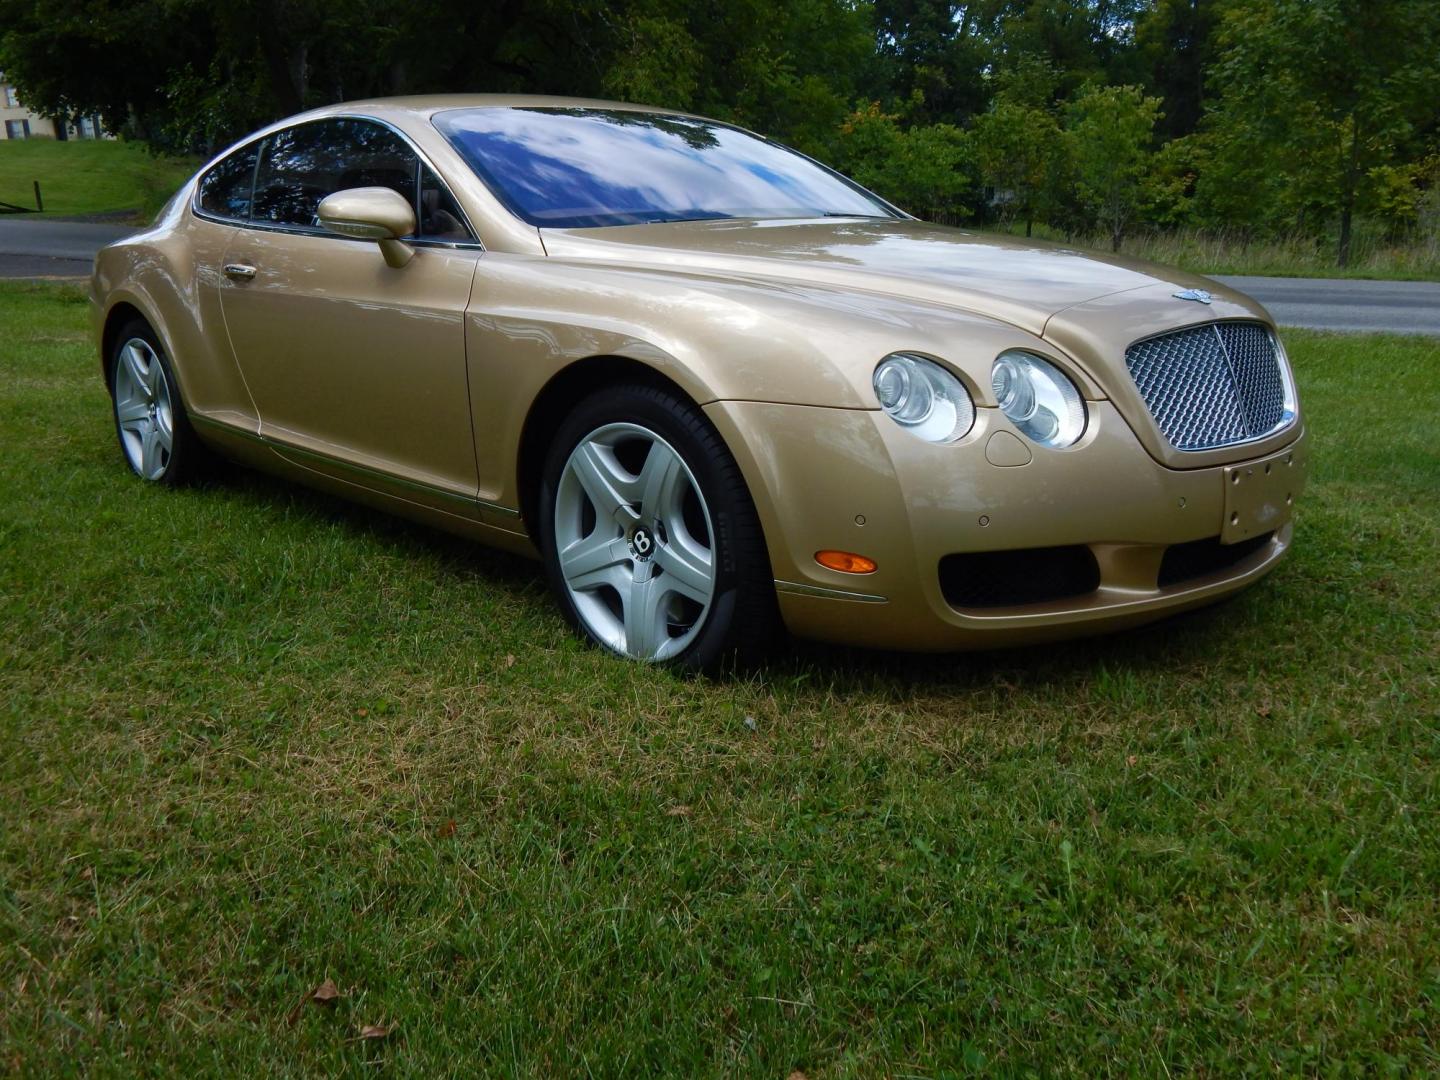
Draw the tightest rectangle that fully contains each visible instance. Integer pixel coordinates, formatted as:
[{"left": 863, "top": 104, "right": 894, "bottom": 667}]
[{"left": 815, "top": 550, "right": 878, "bottom": 574}]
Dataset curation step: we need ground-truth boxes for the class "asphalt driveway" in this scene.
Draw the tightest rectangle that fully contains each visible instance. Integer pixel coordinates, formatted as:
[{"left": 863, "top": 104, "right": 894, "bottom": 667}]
[
  {"left": 3, "top": 219, "right": 1438, "bottom": 334},
  {"left": 0, "top": 218, "right": 135, "bottom": 278}
]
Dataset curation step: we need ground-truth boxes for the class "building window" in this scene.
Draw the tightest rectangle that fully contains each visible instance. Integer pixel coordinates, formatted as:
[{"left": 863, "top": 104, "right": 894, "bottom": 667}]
[
  {"left": 6, "top": 119, "right": 31, "bottom": 139},
  {"left": 2, "top": 85, "right": 18, "bottom": 108}
]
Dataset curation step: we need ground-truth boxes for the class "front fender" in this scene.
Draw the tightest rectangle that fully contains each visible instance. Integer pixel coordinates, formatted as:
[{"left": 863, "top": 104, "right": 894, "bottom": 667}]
[{"left": 465, "top": 254, "right": 1076, "bottom": 507}]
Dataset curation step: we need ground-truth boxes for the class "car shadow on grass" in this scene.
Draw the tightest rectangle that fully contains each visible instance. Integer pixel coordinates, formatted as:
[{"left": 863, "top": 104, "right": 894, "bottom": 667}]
[{"left": 202, "top": 457, "right": 1286, "bottom": 693}]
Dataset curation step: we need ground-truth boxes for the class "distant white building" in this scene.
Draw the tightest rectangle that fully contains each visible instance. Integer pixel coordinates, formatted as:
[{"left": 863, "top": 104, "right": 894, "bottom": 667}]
[{"left": 0, "top": 72, "right": 107, "bottom": 140}]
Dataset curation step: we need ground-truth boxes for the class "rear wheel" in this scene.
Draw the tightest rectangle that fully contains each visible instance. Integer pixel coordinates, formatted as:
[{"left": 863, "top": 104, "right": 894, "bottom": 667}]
[
  {"left": 538, "top": 384, "right": 779, "bottom": 671},
  {"left": 109, "top": 320, "right": 208, "bottom": 485}
]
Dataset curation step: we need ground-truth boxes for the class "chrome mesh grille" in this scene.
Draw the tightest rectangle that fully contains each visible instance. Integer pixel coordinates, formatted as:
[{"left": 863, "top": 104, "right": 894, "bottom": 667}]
[{"left": 1125, "top": 323, "right": 1287, "bottom": 451}]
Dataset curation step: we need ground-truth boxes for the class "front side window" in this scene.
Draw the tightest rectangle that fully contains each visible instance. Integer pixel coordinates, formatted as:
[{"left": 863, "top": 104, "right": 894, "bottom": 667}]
[
  {"left": 419, "top": 164, "right": 469, "bottom": 240},
  {"left": 251, "top": 119, "right": 409, "bottom": 228},
  {"left": 195, "top": 118, "right": 472, "bottom": 241},
  {"left": 434, "top": 107, "right": 898, "bottom": 229}
]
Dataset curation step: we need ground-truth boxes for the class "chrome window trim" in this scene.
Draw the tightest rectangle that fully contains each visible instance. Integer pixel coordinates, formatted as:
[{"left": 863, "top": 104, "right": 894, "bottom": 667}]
[
  {"left": 1126, "top": 318, "right": 1298, "bottom": 453},
  {"left": 190, "top": 113, "right": 485, "bottom": 251}
]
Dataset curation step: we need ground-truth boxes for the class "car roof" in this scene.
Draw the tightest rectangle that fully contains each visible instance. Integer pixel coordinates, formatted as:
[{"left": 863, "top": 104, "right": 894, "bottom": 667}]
[{"left": 300, "top": 94, "right": 691, "bottom": 122}]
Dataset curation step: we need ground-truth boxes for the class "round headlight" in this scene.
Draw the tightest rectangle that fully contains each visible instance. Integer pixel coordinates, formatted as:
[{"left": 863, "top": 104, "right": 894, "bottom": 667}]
[
  {"left": 872, "top": 354, "right": 975, "bottom": 443},
  {"left": 990, "top": 351, "right": 1086, "bottom": 448}
]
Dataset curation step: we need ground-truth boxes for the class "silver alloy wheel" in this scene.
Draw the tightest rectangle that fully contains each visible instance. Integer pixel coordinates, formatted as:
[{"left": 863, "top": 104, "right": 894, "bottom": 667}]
[
  {"left": 113, "top": 337, "right": 174, "bottom": 481},
  {"left": 555, "top": 422, "right": 717, "bottom": 662}
]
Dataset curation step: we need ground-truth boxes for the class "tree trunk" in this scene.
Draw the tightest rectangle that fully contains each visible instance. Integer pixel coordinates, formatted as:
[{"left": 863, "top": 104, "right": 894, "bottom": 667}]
[
  {"left": 1025, "top": 215, "right": 1033, "bottom": 238},
  {"left": 1337, "top": 118, "right": 1360, "bottom": 268},
  {"left": 256, "top": 4, "right": 304, "bottom": 115}
]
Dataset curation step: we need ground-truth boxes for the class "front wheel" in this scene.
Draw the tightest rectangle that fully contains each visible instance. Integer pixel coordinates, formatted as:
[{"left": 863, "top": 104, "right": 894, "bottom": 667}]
[{"left": 538, "top": 384, "right": 780, "bottom": 672}]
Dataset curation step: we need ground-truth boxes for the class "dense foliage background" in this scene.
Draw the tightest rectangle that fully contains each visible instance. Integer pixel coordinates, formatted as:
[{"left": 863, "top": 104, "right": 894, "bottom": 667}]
[{"left": 2, "top": 0, "right": 1437, "bottom": 266}]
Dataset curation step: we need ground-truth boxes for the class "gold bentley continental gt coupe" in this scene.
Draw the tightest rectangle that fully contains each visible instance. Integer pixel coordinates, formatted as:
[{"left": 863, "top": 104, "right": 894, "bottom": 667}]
[{"left": 93, "top": 96, "right": 1308, "bottom": 670}]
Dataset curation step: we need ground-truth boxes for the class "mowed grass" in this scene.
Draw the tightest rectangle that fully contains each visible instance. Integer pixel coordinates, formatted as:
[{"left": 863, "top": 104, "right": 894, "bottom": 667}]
[
  {"left": 1, "top": 282, "right": 1437, "bottom": 1076},
  {"left": 0, "top": 140, "right": 198, "bottom": 220}
]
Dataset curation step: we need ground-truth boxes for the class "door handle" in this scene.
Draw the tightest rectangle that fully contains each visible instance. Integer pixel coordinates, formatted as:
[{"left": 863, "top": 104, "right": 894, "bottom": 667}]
[{"left": 223, "top": 263, "right": 256, "bottom": 280}]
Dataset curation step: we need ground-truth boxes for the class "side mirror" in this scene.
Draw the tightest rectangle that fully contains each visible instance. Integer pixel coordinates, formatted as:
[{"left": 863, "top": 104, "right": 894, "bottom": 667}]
[{"left": 317, "top": 187, "right": 417, "bottom": 268}]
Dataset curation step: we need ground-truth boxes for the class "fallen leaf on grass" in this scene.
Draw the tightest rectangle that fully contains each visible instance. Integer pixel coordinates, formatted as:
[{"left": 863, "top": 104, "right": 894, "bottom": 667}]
[
  {"left": 787, "top": 1071, "right": 810, "bottom": 1080},
  {"left": 312, "top": 979, "right": 340, "bottom": 1004},
  {"left": 285, "top": 978, "right": 342, "bottom": 1025},
  {"left": 665, "top": 805, "right": 692, "bottom": 818},
  {"left": 502, "top": 654, "right": 516, "bottom": 669},
  {"left": 358, "top": 1023, "right": 392, "bottom": 1040},
  {"left": 435, "top": 819, "right": 457, "bottom": 839},
  {"left": 1125, "top": 754, "right": 1138, "bottom": 767}
]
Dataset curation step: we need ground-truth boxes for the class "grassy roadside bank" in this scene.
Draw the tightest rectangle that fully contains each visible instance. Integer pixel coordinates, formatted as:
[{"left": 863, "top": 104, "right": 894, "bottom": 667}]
[
  {"left": 0, "top": 140, "right": 197, "bottom": 222},
  {"left": 1, "top": 281, "right": 1436, "bottom": 1074},
  {"left": 986, "top": 222, "right": 1440, "bottom": 281}
]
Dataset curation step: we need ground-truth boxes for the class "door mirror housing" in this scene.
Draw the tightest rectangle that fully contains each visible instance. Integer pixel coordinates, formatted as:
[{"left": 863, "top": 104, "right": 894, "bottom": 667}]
[{"left": 317, "top": 187, "right": 416, "bottom": 268}]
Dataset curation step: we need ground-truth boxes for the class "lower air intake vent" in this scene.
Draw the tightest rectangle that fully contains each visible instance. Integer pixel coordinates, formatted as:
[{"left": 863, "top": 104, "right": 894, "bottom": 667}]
[
  {"left": 939, "top": 546, "right": 1100, "bottom": 610},
  {"left": 1158, "top": 532, "right": 1274, "bottom": 588}
]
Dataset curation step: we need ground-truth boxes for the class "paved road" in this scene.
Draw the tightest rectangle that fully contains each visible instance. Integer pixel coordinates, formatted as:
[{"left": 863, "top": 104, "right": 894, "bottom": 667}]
[
  {"left": 0, "top": 218, "right": 134, "bottom": 278},
  {"left": 1215, "top": 275, "right": 1440, "bottom": 335},
  {"left": 3, "top": 220, "right": 1438, "bottom": 334}
]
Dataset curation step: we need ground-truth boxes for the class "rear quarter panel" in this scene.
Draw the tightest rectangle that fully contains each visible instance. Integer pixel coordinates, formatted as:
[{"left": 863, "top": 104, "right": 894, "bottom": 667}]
[{"left": 93, "top": 193, "right": 259, "bottom": 431}]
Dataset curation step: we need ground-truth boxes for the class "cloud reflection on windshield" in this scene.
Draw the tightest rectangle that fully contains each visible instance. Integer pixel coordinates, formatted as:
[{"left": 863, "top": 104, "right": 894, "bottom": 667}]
[{"left": 435, "top": 107, "right": 894, "bottom": 228}]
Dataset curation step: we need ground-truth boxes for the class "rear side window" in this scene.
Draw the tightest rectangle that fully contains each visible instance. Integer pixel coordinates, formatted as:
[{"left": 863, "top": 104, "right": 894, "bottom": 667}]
[{"left": 197, "top": 143, "right": 259, "bottom": 220}]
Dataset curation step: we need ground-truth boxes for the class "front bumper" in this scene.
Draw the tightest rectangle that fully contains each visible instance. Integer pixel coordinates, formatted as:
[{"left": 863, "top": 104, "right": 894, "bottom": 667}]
[{"left": 705, "top": 399, "right": 1309, "bottom": 651}]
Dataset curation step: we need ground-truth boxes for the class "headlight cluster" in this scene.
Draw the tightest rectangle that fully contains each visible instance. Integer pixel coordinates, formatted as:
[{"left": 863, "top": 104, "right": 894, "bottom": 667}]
[
  {"left": 872, "top": 353, "right": 975, "bottom": 443},
  {"left": 873, "top": 349, "right": 1088, "bottom": 449},
  {"left": 990, "top": 350, "right": 1087, "bottom": 448}
]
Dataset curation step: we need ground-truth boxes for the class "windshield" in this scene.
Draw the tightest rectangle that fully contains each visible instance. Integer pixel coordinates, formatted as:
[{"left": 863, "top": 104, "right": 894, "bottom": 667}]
[{"left": 434, "top": 107, "right": 898, "bottom": 229}]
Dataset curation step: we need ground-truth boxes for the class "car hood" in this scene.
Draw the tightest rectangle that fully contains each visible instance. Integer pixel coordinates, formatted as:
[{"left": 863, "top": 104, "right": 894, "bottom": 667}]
[{"left": 539, "top": 217, "right": 1225, "bottom": 336}]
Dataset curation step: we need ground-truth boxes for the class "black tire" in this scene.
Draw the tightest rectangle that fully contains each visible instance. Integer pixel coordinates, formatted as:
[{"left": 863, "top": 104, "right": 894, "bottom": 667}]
[
  {"left": 538, "top": 382, "right": 781, "bottom": 673},
  {"left": 108, "top": 318, "right": 211, "bottom": 486}
]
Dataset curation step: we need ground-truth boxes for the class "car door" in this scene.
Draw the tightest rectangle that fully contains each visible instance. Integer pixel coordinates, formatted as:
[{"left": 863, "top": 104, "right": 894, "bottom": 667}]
[{"left": 217, "top": 117, "right": 482, "bottom": 513}]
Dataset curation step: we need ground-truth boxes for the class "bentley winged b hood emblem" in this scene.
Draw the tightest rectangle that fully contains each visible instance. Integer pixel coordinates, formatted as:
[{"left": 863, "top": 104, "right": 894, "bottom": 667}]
[{"left": 1173, "top": 288, "right": 1213, "bottom": 304}]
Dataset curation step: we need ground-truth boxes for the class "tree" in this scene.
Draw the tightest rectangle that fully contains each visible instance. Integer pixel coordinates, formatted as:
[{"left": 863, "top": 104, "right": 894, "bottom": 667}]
[
  {"left": 1205, "top": 0, "right": 1440, "bottom": 266},
  {"left": 836, "top": 100, "right": 978, "bottom": 223},
  {"left": 992, "top": 0, "right": 1151, "bottom": 97},
  {"left": 974, "top": 100, "right": 1064, "bottom": 236},
  {"left": 1133, "top": 0, "right": 1219, "bottom": 141},
  {"left": 1064, "top": 83, "right": 1162, "bottom": 250},
  {"left": 868, "top": 0, "right": 1004, "bottom": 125},
  {"left": 0, "top": 0, "right": 874, "bottom": 155}
]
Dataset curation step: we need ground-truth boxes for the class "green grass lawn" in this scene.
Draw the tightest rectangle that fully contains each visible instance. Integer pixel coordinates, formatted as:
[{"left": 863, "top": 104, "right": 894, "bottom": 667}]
[
  {"left": 1, "top": 282, "right": 1437, "bottom": 1075},
  {"left": 0, "top": 140, "right": 198, "bottom": 221}
]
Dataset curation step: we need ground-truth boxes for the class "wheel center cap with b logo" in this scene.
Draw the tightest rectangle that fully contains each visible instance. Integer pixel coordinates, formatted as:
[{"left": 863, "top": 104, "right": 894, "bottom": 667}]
[{"left": 630, "top": 527, "right": 655, "bottom": 559}]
